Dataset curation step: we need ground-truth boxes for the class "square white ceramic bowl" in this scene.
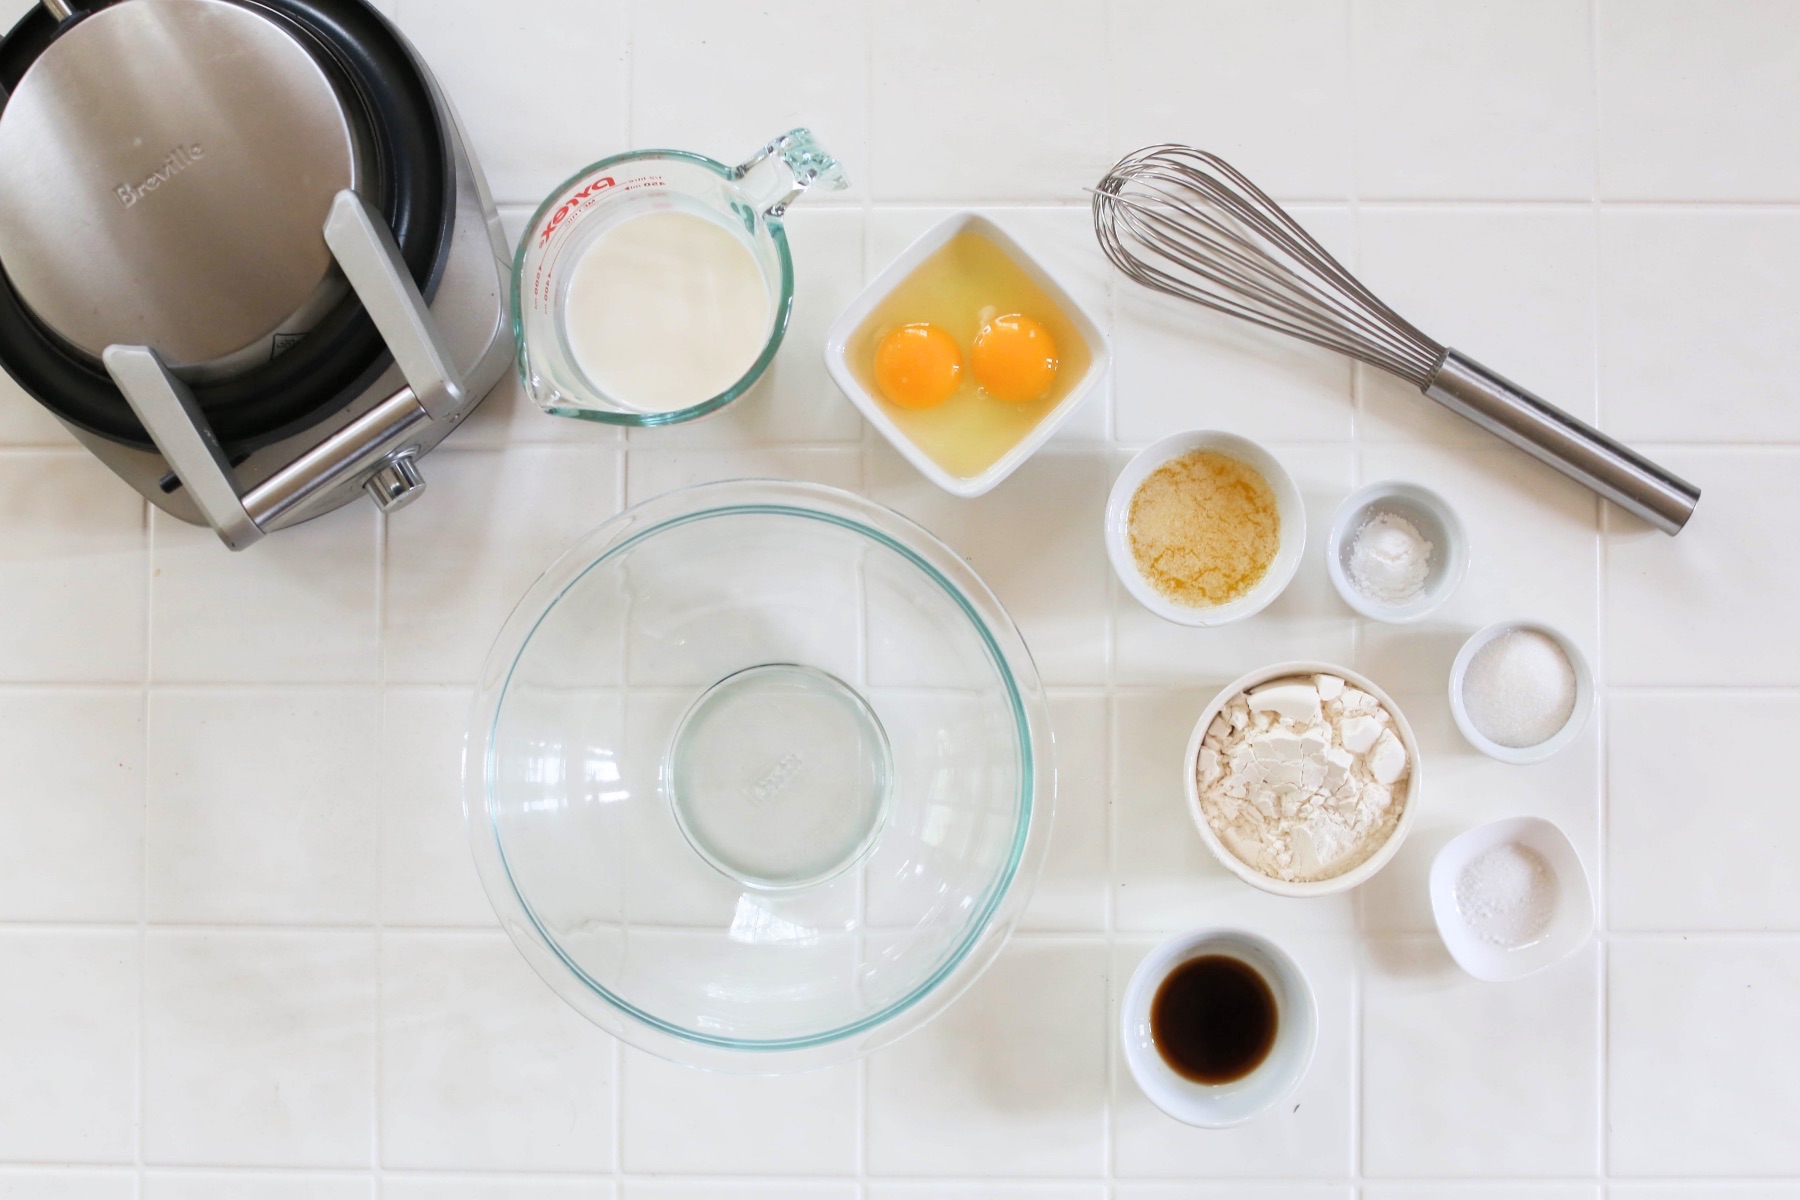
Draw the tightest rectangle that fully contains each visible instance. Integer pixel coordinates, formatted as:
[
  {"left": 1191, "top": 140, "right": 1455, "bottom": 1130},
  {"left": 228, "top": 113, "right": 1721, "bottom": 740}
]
[
  {"left": 822, "top": 212, "right": 1109, "bottom": 497},
  {"left": 1429, "top": 816, "right": 1594, "bottom": 982}
]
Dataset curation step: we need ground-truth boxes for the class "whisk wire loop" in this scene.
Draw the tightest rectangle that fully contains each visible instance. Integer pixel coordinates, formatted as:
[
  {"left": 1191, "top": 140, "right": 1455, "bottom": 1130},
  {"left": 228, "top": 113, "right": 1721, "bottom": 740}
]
[{"left": 1092, "top": 144, "right": 1443, "bottom": 386}]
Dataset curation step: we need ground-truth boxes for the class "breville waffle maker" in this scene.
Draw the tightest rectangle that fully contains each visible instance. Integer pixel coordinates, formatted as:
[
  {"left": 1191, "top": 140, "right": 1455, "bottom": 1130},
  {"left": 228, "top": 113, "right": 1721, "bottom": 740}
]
[{"left": 0, "top": 0, "right": 513, "bottom": 549}]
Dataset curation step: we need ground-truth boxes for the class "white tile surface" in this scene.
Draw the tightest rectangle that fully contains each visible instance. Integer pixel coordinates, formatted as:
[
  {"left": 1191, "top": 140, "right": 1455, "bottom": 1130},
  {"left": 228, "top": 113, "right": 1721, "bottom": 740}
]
[
  {"left": 626, "top": 445, "right": 861, "bottom": 503},
  {"left": 150, "top": 507, "right": 379, "bottom": 683},
  {"left": 379, "top": 933, "right": 615, "bottom": 1172},
  {"left": 1112, "top": 210, "right": 1354, "bottom": 446},
  {"left": 145, "top": 689, "right": 379, "bottom": 924},
  {"left": 871, "top": 1187, "right": 1105, "bottom": 1200},
  {"left": 631, "top": 1, "right": 868, "bottom": 202},
  {"left": 1026, "top": 690, "right": 1109, "bottom": 932},
  {"left": 868, "top": 445, "right": 1112, "bottom": 685},
  {"left": 1603, "top": 449, "right": 1800, "bottom": 686},
  {"left": 379, "top": 687, "right": 493, "bottom": 927},
  {"left": 384, "top": 447, "right": 623, "bottom": 685},
  {"left": 1112, "top": 445, "right": 1358, "bottom": 690},
  {"left": 143, "top": 931, "right": 376, "bottom": 1167},
  {"left": 1116, "top": 1189, "right": 1350, "bottom": 1200},
  {"left": 1598, "top": 211, "right": 1800, "bottom": 442},
  {"left": 1609, "top": 938, "right": 1800, "bottom": 1177},
  {"left": 1610, "top": 1189, "right": 1800, "bottom": 1200},
  {"left": 1353, "top": 0, "right": 1593, "bottom": 200},
  {"left": 1109, "top": 0, "right": 1352, "bottom": 200},
  {"left": 0, "top": 690, "right": 142, "bottom": 921},
  {"left": 1364, "top": 1189, "right": 1598, "bottom": 1200},
  {"left": 1357, "top": 687, "right": 1598, "bottom": 935},
  {"left": 620, "top": 1186, "right": 850, "bottom": 1200},
  {"left": 0, "top": 1174, "right": 135, "bottom": 1200},
  {"left": 1356, "top": 206, "right": 1596, "bottom": 443},
  {"left": 1597, "top": 0, "right": 1800, "bottom": 201},
  {"left": 383, "top": 1181, "right": 613, "bottom": 1200},
  {"left": 1609, "top": 692, "right": 1800, "bottom": 931},
  {"left": 864, "top": 939, "right": 1108, "bottom": 1176},
  {"left": 0, "top": 454, "right": 145, "bottom": 683},
  {"left": 143, "top": 1175, "right": 372, "bottom": 1200},
  {"left": 868, "top": 0, "right": 1108, "bottom": 201},
  {"left": 1357, "top": 442, "right": 1599, "bottom": 697},
  {"left": 0, "top": 932, "right": 138, "bottom": 1165},
  {"left": 1111, "top": 688, "right": 1353, "bottom": 935},
  {"left": 1112, "top": 937, "right": 1354, "bottom": 1179},
  {"left": 1361, "top": 938, "right": 1600, "bottom": 1177},
  {"left": 2, "top": 1, "right": 1798, "bottom": 1194},
  {"left": 390, "top": 0, "right": 628, "bottom": 206},
  {"left": 454, "top": 371, "right": 625, "bottom": 451},
  {"left": 620, "top": 1049, "right": 857, "bottom": 1176}
]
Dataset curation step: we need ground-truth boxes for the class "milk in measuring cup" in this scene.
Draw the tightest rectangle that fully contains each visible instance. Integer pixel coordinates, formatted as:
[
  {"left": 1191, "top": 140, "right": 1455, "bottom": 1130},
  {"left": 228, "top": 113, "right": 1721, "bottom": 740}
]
[{"left": 561, "top": 211, "right": 770, "bottom": 414}]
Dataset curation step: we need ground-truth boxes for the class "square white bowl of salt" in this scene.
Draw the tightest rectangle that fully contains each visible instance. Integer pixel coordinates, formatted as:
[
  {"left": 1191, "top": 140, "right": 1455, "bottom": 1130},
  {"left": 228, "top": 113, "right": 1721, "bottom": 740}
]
[{"left": 1429, "top": 816, "right": 1594, "bottom": 982}]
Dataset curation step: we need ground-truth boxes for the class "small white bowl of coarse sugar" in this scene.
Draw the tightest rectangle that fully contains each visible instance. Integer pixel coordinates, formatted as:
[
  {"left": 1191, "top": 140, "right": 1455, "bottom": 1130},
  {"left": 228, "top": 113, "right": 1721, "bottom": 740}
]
[
  {"left": 1429, "top": 816, "right": 1594, "bottom": 982},
  {"left": 1325, "top": 481, "right": 1467, "bottom": 623},
  {"left": 1449, "top": 620, "right": 1595, "bottom": 764}
]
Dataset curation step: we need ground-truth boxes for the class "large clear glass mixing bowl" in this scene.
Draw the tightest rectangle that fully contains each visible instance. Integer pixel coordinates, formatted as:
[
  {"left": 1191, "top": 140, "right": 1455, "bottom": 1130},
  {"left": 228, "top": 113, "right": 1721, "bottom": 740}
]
[{"left": 465, "top": 480, "right": 1054, "bottom": 1072}]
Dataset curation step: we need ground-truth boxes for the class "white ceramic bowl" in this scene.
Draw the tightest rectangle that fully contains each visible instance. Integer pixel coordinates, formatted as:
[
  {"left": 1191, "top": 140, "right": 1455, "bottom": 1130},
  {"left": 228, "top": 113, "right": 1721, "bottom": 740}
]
[
  {"left": 1429, "top": 816, "right": 1594, "bottom": 982},
  {"left": 1106, "top": 431, "right": 1305, "bottom": 626},
  {"left": 1326, "top": 480, "right": 1468, "bottom": 623},
  {"left": 1183, "top": 661, "right": 1421, "bottom": 897},
  {"left": 822, "top": 212, "right": 1108, "bottom": 498},
  {"left": 1448, "top": 620, "right": 1595, "bottom": 764},
  {"left": 1121, "top": 929, "right": 1318, "bottom": 1128}
]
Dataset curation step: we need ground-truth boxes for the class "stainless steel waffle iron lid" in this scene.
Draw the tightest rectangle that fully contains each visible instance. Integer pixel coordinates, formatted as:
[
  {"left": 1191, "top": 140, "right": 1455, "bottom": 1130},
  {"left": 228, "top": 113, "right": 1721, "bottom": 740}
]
[
  {"left": 0, "top": 0, "right": 514, "bottom": 552},
  {"left": 0, "top": 0, "right": 461, "bottom": 456},
  {"left": 0, "top": 0, "right": 365, "bottom": 376}
]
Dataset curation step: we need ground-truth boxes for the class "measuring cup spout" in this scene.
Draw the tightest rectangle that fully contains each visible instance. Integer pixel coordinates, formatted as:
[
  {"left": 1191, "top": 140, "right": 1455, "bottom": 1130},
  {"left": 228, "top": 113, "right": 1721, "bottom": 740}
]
[{"left": 733, "top": 128, "right": 848, "bottom": 218}]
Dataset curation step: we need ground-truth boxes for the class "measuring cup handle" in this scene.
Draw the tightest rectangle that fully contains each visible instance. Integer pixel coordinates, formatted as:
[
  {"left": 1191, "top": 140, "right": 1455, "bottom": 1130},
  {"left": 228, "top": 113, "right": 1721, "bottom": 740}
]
[{"left": 732, "top": 128, "right": 849, "bottom": 219}]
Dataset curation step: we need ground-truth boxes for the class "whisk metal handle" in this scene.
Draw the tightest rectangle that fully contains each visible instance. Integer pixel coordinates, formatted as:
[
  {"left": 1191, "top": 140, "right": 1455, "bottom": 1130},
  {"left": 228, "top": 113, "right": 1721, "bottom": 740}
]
[{"left": 1424, "top": 349, "right": 1699, "bottom": 534}]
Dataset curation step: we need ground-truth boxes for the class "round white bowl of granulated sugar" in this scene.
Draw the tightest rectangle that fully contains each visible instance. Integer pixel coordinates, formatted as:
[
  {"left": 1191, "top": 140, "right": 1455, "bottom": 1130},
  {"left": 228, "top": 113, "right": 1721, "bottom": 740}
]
[
  {"left": 1183, "top": 661, "right": 1422, "bottom": 898},
  {"left": 1448, "top": 621, "right": 1595, "bottom": 765}
]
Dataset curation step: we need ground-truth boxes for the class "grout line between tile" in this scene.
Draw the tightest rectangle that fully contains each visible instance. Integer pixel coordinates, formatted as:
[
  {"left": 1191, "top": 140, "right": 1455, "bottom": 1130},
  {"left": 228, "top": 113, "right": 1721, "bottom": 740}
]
[
  {"left": 136, "top": 492, "right": 153, "bottom": 1192},
  {"left": 372, "top": 666, "right": 388, "bottom": 1183},
  {"left": 1590, "top": 0, "right": 1611, "bottom": 1183},
  {"left": 1344, "top": 0, "right": 1373, "bottom": 1188},
  {"left": 1100, "top": 7, "right": 1118, "bottom": 1195},
  {"left": 856, "top": 41, "right": 875, "bottom": 1186},
  {"left": 7, "top": 921, "right": 1790, "bottom": 940}
]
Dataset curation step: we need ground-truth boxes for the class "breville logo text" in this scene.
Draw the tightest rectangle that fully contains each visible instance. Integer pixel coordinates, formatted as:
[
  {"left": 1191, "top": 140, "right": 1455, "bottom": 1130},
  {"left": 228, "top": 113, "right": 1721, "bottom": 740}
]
[{"left": 115, "top": 144, "right": 206, "bottom": 208}]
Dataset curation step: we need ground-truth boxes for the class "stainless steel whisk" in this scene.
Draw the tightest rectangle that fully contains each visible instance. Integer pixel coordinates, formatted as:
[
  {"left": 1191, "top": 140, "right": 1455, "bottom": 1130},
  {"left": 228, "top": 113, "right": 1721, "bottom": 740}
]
[{"left": 1092, "top": 144, "right": 1699, "bottom": 535}]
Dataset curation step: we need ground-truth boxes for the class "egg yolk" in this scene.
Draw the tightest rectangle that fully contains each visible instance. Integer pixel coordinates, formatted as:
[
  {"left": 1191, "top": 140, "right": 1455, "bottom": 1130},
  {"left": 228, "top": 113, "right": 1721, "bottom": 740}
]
[
  {"left": 874, "top": 323, "right": 962, "bottom": 410},
  {"left": 970, "top": 314, "right": 1059, "bottom": 403}
]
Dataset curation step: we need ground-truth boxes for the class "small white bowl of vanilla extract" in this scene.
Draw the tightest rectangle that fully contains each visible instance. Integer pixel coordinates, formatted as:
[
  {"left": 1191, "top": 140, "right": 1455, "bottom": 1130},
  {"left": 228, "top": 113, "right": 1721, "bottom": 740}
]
[{"left": 1120, "top": 929, "right": 1317, "bottom": 1128}]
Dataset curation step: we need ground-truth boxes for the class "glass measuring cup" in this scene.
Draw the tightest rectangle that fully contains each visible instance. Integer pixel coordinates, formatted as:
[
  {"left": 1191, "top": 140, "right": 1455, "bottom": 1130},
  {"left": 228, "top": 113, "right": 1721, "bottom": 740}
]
[{"left": 512, "top": 128, "right": 847, "bottom": 426}]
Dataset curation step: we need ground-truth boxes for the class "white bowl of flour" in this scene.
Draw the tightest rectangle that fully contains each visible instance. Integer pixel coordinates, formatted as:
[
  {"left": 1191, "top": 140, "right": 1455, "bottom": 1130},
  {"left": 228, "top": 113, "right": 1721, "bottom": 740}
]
[{"left": 1183, "top": 662, "right": 1422, "bottom": 897}]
